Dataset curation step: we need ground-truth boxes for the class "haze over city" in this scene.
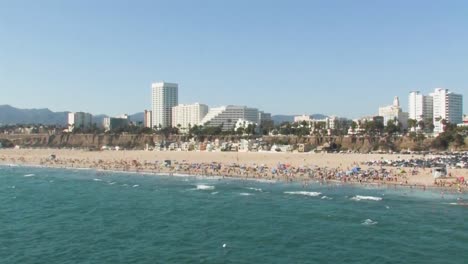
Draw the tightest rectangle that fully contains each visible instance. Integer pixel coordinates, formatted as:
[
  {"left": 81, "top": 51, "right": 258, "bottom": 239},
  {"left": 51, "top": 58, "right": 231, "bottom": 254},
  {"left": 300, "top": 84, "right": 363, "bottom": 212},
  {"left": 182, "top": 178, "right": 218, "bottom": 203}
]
[{"left": 1, "top": 0, "right": 467, "bottom": 118}]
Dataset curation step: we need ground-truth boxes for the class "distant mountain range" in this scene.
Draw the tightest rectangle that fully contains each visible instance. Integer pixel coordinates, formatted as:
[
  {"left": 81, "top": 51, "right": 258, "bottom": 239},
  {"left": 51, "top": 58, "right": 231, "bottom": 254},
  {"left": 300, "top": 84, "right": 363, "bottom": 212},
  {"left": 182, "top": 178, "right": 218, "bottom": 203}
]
[
  {"left": 0, "top": 105, "right": 145, "bottom": 126},
  {"left": 0, "top": 105, "right": 69, "bottom": 125},
  {"left": 0, "top": 105, "right": 327, "bottom": 126},
  {"left": 271, "top": 114, "right": 328, "bottom": 124}
]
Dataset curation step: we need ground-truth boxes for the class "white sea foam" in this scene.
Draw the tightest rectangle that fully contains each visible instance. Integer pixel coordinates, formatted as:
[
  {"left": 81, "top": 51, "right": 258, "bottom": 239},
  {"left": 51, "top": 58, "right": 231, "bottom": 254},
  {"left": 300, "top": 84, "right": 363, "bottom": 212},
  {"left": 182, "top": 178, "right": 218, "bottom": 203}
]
[
  {"left": 23, "top": 174, "right": 35, "bottom": 177},
  {"left": 239, "top": 192, "right": 253, "bottom": 196},
  {"left": 196, "top": 184, "right": 215, "bottom": 190},
  {"left": 211, "top": 192, "right": 219, "bottom": 195},
  {"left": 284, "top": 191, "right": 322, "bottom": 197},
  {"left": 351, "top": 195, "right": 383, "bottom": 201},
  {"left": 448, "top": 202, "right": 468, "bottom": 206},
  {"left": 246, "top": 187, "right": 262, "bottom": 192},
  {"left": 93, "top": 178, "right": 103, "bottom": 182},
  {"left": 321, "top": 196, "right": 333, "bottom": 200},
  {"left": 362, "top": 219, "right": 378, "bottom": 225},
  {"left": 132, "top": 184, "right": 139, "bottom": 188},
  {"left": 108, "top": 182, "right": 116, "bottom": 185}
]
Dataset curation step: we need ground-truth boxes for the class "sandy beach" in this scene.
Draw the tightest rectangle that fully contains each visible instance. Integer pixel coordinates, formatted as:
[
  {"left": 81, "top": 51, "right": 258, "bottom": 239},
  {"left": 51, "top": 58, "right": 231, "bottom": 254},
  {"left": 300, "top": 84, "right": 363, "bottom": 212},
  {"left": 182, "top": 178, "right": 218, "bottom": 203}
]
[{"left": 1, "top": 149, "right": 467, "bottom": 191}]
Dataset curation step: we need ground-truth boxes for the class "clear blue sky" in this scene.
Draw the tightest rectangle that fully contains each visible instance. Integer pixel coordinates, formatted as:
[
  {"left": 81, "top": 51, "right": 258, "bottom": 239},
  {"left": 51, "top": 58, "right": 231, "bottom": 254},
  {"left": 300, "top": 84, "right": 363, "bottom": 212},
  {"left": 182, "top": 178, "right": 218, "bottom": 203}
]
[{"left": 1, "top": 0, "right": 467, "bottom": 118}]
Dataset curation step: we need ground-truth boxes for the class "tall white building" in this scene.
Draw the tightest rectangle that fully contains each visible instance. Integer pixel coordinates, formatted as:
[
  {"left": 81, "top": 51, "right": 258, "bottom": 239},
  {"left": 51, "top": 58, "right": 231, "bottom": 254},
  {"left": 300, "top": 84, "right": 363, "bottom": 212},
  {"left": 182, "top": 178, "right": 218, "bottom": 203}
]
[
  {"left": 68, "top": 112, "right": 92, "bottom": 131},
  {"left": 172, "top": 103, "right": 209, "bottom": 130},
  {"left": 408, "top": 91, "right": 433, "bottom": 122},
  {"left": 151, "top": 82, "right": 178, "bottom": 128},
  {"left": 431, "top": 88, "right": 463, "bottom": 133},
  {"left": 378, "top": 96, "right": 409, "bottom": 129},
  {"left": 200, "top": 105, "right": 262, "bottom": 131}
]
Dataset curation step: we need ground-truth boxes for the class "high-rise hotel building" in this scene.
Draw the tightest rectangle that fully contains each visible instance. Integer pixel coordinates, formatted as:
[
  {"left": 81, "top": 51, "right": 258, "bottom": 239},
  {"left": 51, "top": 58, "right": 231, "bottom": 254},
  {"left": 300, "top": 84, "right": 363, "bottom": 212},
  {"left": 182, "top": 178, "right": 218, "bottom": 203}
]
[
  {"left": 431, "top": 88, "right": 463, "bottom": 133},
  {"left": 151, "top": 82, "right": 178, "bottom": 128},
  {"left": 172, "top": 103, "right": 209, "bottom": 130},
  {"left": 408, "top": 91, "right": 433, "bottom": 122}
]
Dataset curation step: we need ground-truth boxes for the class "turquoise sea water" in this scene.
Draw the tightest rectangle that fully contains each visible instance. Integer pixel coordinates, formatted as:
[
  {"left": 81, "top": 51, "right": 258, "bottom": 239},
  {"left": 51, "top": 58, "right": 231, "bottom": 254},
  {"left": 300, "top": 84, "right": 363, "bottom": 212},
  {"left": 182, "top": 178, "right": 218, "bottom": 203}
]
[{"left": 1, "top": 165, "right": 467, "bottom": 264}]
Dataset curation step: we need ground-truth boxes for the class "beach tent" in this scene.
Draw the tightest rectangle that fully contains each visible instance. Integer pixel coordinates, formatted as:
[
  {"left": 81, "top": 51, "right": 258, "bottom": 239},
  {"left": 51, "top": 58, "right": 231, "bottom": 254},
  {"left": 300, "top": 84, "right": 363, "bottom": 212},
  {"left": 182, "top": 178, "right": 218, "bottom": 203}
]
[{"left": 432, "top": 167, "right": 447, "bottom": 178}]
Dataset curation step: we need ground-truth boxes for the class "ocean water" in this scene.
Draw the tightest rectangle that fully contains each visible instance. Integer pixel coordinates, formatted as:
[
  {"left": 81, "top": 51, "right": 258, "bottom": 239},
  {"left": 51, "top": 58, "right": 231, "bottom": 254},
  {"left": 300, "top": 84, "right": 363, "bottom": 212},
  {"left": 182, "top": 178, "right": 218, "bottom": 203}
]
[{"left": 1, "top": 166, "right": 467, "bottom": 264}]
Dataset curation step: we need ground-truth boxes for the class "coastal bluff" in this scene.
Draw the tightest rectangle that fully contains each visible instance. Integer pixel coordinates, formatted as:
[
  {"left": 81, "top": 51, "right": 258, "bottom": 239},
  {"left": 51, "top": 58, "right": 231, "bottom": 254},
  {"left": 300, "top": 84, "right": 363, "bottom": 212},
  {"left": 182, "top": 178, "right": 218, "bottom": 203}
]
[{"left": 1, "top": 133, "right": 465, "bottom": 152}]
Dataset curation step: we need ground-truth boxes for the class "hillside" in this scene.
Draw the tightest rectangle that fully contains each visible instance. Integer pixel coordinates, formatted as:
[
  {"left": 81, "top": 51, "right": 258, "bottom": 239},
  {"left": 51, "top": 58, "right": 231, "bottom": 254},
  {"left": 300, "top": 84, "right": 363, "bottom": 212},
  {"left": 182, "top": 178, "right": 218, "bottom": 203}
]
[{"left": 0, "top": 105, "right": 69, "bottom": 125}]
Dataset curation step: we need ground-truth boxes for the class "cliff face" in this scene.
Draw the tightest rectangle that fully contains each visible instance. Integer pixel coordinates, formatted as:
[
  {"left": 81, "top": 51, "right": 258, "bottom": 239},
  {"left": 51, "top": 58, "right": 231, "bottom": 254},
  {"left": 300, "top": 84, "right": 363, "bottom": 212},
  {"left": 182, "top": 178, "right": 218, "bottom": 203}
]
[
  {"left": 0, "top": 133, "right": 464, "bottom": 152},
  {"left": 0, "top": 134, "right": 168, "bottom": 149}
]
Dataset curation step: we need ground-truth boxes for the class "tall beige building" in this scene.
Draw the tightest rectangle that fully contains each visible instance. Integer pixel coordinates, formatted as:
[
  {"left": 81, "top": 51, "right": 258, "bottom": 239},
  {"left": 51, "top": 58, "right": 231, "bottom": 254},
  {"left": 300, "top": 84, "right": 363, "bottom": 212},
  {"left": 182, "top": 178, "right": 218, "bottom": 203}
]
[
  {"left": 144, "top": 110, "right": 152, "bottom": 128},
  {"left": 378, "top": 96, "right": 409, "bottom": 129}
]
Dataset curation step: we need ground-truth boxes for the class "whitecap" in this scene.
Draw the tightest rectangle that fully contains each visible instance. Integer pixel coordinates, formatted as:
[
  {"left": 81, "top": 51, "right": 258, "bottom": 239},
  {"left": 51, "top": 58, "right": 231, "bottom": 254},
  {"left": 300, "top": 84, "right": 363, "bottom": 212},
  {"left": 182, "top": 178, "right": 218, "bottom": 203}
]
[
  {"left": 108, "top": 182, "right": 116, "bottom": 185},
  {"left": 239, "top": 193, "right": 253, "bottom": 196},
  {"left": 23, "top": 174, "right": 35, "bottom": 177},
  {"left": 448, "top": 202, "right": 468, "bottom": 206},
  {"left": 93, "top": 178, "right": 103, "bottom": 182},
  {"left": 132, "top": 184, "right": 139, "bottom": 188},
  {"left": 246, "top": 187, "right": 262, "bottom": 192},
  {"left": 351, "top": 195, "right": 382, "bottom": 201},
  {"left": 362, "top": 219, "right": 378, "bottom": 225},
  {"left": 211, "top": 192, "right": 219, "bottom": 195},
  {"left": 321, "top": 196, "right": 333, "bottom": 200},
  {"left": 284, "top": 191, "right": 322, "bottom": 197},
  {"left": 196, "top": 184, "right": 215, "bottom": 190}
]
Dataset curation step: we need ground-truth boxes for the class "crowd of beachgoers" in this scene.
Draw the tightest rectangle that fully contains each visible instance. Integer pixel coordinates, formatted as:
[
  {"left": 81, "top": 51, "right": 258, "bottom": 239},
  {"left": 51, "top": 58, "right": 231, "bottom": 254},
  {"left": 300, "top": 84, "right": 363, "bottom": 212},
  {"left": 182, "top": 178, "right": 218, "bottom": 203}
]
[
  {"left": 1, "top": 149, "right": 467, "bottom": 194},
  {"left": 23, "top": 156, "right": 464, "bottom": 193},
  {"left": 362, "top": 153, "right": 468, "bottom": 169}
]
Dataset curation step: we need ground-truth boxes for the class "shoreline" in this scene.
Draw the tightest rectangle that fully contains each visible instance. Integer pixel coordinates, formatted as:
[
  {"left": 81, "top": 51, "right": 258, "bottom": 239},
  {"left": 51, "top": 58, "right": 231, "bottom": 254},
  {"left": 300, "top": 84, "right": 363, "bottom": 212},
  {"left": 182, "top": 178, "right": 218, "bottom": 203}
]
[
  {"left": 1, "top": 160, "right": 465, "bottom": 195},
  {"left": 1, "top": 148, "right": 466, "bottom": 193}
]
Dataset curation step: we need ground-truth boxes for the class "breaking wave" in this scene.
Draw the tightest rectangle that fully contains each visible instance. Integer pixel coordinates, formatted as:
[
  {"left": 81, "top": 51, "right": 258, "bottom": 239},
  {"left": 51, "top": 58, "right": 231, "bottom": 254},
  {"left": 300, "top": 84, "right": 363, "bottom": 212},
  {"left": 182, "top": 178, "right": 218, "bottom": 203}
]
[
  {"left": 351, "top": 195, "right": 382, "bottom": 201},
  {"left": 284, "top": 191, "right": 322, "bottom": 197},
  {"left": 246, "top": 187, "right": 262, "bottom": 192},
  {"left": 196, "top": 184, "right": 215, "bottom": 190},
  {"left": 362, "top": 219, "right": 378, "bottom": 225}
]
